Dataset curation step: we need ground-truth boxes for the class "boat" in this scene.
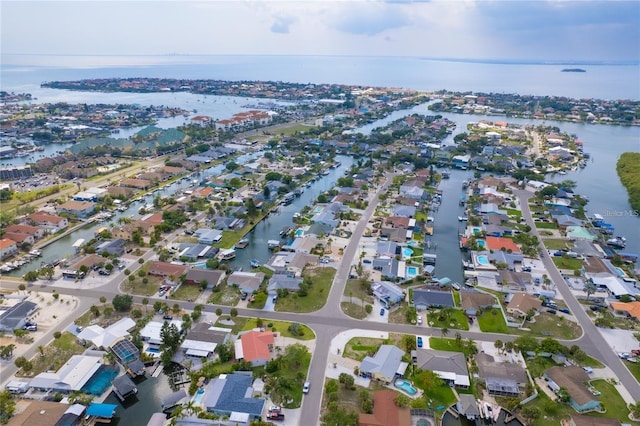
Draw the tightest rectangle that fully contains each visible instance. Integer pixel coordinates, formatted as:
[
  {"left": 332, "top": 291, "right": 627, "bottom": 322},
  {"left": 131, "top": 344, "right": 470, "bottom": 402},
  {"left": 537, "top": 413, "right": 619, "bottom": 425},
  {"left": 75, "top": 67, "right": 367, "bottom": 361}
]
[
  {"left": 458, "top": 216, "right": 468, "bottom": 222},
  {"left": 606, "top": 236, "right": 626, "bottom": 248},
  {"left": 29, "top": 249, "right": 42, "bottom": 257},
  {"left": 219, "top": 249, "right": 236, "bottom": 261},
  {"left": 279, "top": 226, "right": 291, "bottom": 237},
  {"left": 267, "top": 240, "right": 281, "bottom": 250},
  {"left": 250, "top": 259, "right": 261, "bottom": 268},
  {"left": 235, "top": 238, "right": 249, "bottom": 249},
  {"left": 441, "top": 170, "right": 450, "bottom": 179}
]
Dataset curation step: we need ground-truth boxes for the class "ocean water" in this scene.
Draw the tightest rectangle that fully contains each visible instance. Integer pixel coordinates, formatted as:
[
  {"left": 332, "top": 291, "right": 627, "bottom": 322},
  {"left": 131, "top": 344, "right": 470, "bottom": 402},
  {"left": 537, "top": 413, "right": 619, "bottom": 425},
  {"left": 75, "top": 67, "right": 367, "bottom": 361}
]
[{"left": 1, "top": 54, "right": 639, "bottom": 100}]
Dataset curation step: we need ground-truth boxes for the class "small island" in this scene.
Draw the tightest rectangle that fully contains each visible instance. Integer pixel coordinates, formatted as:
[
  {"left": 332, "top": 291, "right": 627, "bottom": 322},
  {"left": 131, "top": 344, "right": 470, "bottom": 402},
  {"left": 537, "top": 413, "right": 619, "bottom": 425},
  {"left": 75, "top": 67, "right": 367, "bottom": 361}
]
[{"left": 561, "top": 68, "right": 586, "bottom": 72}]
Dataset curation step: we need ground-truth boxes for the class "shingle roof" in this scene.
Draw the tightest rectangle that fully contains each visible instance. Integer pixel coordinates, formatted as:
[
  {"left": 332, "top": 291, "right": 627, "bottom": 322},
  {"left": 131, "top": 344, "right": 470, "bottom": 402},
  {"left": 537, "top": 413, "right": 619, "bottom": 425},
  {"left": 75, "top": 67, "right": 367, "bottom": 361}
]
[
  {"left": 413, "top": 287, "right": 454, "bottom": 308},
  {"left": 204, "top": 373, "right": 264, "bottom": 416}
]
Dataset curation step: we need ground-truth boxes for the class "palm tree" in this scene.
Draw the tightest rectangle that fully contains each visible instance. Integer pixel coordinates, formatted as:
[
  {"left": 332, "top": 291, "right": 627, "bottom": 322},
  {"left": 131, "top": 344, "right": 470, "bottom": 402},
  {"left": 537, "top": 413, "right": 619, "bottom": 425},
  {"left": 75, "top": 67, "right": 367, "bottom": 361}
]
[
  {"left": 494, "top": 339, "right": 504, "bottom": 354},
  {"left": 441, "top": 326, "right": 449, "bottom": 338}
]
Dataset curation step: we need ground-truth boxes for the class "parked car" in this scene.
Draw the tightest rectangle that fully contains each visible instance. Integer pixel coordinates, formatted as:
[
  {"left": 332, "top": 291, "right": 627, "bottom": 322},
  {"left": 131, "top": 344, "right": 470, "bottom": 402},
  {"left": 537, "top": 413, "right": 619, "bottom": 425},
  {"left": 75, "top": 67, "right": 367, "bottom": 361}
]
[
  {"left": 379, "top": 308, "right": 385, "bottom": 316},
  {"left": 618, "top": 352, "right": 631, "bottom": 359},
  {"left": 559, "top": 308, "right": 570, "bottom": 314},
  {"left": 417, "top": 337, "right": 423, "bottom": 348},
  {"left": 163, "top": 315, "right": 173, "bottom": 320},
  {"left": 241, "top": 292, "right": 248, "bottom": 300},
  {"left": 417, "top": 315, "right": 422, "bottom": 325},
  {"left": 303, "top": 381, "right": 310, "bottom": 393},
  {"left": 583, "top": 366, "right": 593, "bottom": 373},
  {"left": 546, "top": 309, "right": 557, "bottom": 315}
]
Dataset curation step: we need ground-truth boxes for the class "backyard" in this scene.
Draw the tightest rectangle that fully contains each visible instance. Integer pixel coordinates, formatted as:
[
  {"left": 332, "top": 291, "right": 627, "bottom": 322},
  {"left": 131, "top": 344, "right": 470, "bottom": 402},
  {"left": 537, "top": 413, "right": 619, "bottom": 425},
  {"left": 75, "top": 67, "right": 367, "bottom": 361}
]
[
  {"left": 16, "top": 332, "right": 86, "bottom": 378},
  {"left": 275, "top": 267, "right": 335, "bottom": 313},
  {"left": 535, "top": 221, "right": 559, "bottom": 229},
  {"left": 589, "top": 379, "right": 632, "bottom": 424},
  {"left": 429, "top": 337, "right": 477, "bottom": 357},
  {"left": 477, "top": 308, "right": 510, "bottom": 333}
]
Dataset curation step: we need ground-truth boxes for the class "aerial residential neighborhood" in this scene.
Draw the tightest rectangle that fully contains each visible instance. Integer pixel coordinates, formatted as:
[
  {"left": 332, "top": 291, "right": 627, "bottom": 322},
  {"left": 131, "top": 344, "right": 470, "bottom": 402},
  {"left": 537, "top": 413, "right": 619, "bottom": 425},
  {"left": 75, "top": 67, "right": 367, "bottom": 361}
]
[{"left": 0, "top": 78, "right": 639, "bottom": 426}]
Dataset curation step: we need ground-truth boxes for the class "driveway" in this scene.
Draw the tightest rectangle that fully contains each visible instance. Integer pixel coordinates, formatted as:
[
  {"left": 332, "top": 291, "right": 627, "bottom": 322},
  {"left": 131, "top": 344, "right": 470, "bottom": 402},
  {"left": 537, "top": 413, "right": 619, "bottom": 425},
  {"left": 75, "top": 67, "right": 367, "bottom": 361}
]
[{"left": 262, "top": 292, "right": 277, "bottom": 312}]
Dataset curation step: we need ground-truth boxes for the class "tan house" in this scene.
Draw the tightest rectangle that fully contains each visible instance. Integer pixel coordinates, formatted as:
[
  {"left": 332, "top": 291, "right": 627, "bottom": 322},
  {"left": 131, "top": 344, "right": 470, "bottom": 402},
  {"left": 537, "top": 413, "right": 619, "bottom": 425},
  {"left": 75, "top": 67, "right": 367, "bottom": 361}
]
[{"left": 506, "top": 292, "right": 542, "bottom": 318}]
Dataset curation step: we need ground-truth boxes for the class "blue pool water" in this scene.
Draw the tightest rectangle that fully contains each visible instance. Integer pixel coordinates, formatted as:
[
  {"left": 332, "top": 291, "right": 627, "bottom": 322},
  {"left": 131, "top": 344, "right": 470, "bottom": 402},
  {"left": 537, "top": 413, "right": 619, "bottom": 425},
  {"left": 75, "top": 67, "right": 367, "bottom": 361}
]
[
  {"left": 81, "top": 365, "right": 119, "bottom": 396},
  {"left": 295, "top": 229, "right": 304, "bottom": 237},
  {"left": 406, "top": 266, "right": 418, "bottom": 277},
  {"left": 477, "top": 255, "right": 489, "bottom": 265},
  {"left": 147, "top": 347, "right": 160, "bottom": 354},
  {"left": 403, "top": 247, "right": 413, "bottom": 257},
  {"left": 473, "top": 227, "right": 482, "bottom": 234},
  {"left": 192, "top": 388, "right": 205, "bottom": 405},
  {"left": 394, "top": 379, "right": 417, "bottom": 396},
  {"left": 477, "top": 239, "right": 486, "bottom": 248},
  {"left": 615, "top": 267, "right": 625, "bottom": 277},
  {"left": 408, "top": 241, "right": 418, "bottom": 247}
]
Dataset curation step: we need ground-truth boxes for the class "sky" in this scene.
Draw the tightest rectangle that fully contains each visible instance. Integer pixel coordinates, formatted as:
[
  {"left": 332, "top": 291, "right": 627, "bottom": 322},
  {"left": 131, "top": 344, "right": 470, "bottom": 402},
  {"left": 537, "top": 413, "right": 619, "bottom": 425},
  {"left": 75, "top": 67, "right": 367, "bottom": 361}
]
[{"left": 1, "top": 0, "right": 639, "bottom": 63}]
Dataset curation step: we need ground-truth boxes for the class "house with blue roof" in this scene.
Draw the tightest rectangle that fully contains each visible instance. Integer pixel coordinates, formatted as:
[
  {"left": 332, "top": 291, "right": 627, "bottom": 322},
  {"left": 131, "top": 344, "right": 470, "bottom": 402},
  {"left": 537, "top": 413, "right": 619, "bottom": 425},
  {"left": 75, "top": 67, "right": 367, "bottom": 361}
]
[
  {"left": 203, "top": 373, "right": 265, "bottom": 420},
  {"left": 372, "top": 258, "right": 404, "bottom": 280},
  {"left": 360, "top": 345, "right": 408, "bottom": 384}
]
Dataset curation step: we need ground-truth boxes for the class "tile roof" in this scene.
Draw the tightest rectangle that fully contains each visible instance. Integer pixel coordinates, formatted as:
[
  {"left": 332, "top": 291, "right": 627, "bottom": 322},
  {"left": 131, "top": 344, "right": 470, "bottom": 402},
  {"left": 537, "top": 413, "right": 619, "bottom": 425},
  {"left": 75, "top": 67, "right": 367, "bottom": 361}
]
[{"left": 240, "top": 331, "right": 274, "bottom": 362}]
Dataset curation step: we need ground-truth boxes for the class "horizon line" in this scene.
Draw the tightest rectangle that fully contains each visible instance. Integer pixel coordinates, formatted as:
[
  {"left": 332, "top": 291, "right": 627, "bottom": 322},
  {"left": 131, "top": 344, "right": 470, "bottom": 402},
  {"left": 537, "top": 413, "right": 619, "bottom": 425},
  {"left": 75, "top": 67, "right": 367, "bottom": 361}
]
[{"left": 1, "top": 53, "right": 638, "bottom": 66}]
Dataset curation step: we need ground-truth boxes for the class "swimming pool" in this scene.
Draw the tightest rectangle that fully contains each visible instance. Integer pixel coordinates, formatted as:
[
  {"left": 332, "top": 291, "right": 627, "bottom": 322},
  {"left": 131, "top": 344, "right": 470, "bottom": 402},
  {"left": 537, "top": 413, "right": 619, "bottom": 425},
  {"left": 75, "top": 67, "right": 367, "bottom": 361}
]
[
  {"left": 477, "top": 239, "right": 486, "bottom": 248},
  {"left": 295, "top": 229, "right": 304, "bottom": 237},
  {"left": 476, "top": 255, "right": 489, "bottom": 265},
  {"left": 615, "top": 267, "right": 625, "bottom": 277},
  {"left": 403, "top": 247, "right": 414, "bottom": 258},
  {"left": 473, "top": 227, "right": 482, "bottom": 234},
  {"left": 406, "top": 266, "right": 418, "bottom": 277},
  {"left": 192, "top": 388, "right": 205, "bottom": 405},
  {"left": 81, "top": 365, "right": 119, "bottom": 396},
  {"left": 394, "top": 378, "right": 417, "bottom": 396},
  {"left": 147, "top": 347, "right": 160, "bottom": 354}
]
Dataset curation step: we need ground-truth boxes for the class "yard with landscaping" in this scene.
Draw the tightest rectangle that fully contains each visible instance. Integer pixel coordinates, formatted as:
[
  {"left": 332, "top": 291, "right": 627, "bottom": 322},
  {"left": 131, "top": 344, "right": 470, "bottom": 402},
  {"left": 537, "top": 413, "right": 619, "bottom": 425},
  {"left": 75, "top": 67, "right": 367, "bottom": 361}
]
[
  {"left": 426, "top": 308, "right": 470, "bottom": 331},
  {"left": 477, "top": 308, "right": 510, "bottom": 333},
  {"left": 275, "top": 267, "right": 335, "bottom": 313},
  {"left": 535, "top": 221, "right": 558, "bottom": 229},
  {"left": 344, "top": 279, "right": 375, "bottom": 304},
  {"left": 589, "top": 379, "right": 632, "bottom": 424},
  {"left": 429, "top": 337, "right": 477, "bottom": 357}
]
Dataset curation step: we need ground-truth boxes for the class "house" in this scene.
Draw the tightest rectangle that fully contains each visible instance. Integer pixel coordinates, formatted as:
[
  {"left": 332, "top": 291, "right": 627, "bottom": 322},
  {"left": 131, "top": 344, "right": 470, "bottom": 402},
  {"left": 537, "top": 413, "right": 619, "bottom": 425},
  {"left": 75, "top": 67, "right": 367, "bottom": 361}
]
[
  {"left": 497, "top": 270, "right": 532, "bottom": 289},
  {"left": 456, "top": 394, "right": 481, "bottom": 420},
  {"left": 412, "top": 287, "right": 454, "bottom": 310},
  {"left": 6, "top": 400, "right": 73, "bottom": 426},
  {"left": 57, "top": 200, "right": 96, "bottom": 219},
  {"left": 610, "top": 301, "right": 640, "bottom": 321},
  {"left": 0, "top": 300, "right": 38, "bottom": 333},
  {"left": 29, "top": 352, "right": 105, "bottom": 393},
  {"left": 567, "top": 414, "right": 621, "bottom": 426},
  {"left": 147, "top": 261, "right": 189, "bottom": 283},
  {"left": 180, "top": 323, "right": 231, "bottom": 361},
  {"left": 358, "top": 389, "right": 411, "bottom": 426},
  {"left": 0, "top": 238, "right": 18, "bottom": 260},
  {"left": 140, "top": 320, "right": 184, "bottom": 348},
  {"left": 544, "top": 366, "right": 601, "bottom": 413},
  {"left": 392, "top": 205, "right": 416, "bottom": 218},
  {"left": 267, "top": 274, "right": 303, "bottom": 292},
  {"left": 77, "top": 317, "right": 136, "bottom": 348},
  {"left": 236, "top": 331, "right": 274, "bottom": 367},
  {"left": 360, "top": 345, "right": 408, "bottom": 384},
  {"left": 476, "top": 352, "right": 527, "bottom": 396},
  {"left": 112, "top": 374, "right": 138, "bottom": 401},
  {"left": 178, "top": 244, "right": 218, "bottom": 261},
  {"left": 203, "top": 373, "right": 265, "bottom": 420},
  {"left": 227, "top": 271, "right": 265, "bottom": 294},
  {"left": 26, "top": 212, "right": 68, "bottom": 232},
  {"left": 194, "top": 229, "right": 223, "bottom": 244},
  {"left": 506, "top": 292, "right": 542, "bottom": 318},
  {"left": 3, "top": 232, "right": 34, "bottom": 246},
  {"left": 412, "top": 349, "right": 470, "bottom": 388},
  {"left": 371, "top": 281, "right": 405, "bottom": 306},
  {"left": 484, "top": 236, "right": 521, "bottom": 253},
  {"left": 95, "top": 239, "right": 126, "bottom": 256},
  {"left": 5, "top": 224, "right": 45, "bottom": 240},
  {"left": 460, "top": 290, "right": 496, "bottom": 316},
  {"left": 183, "top": 268, "right": 225, "bottom": 288}
]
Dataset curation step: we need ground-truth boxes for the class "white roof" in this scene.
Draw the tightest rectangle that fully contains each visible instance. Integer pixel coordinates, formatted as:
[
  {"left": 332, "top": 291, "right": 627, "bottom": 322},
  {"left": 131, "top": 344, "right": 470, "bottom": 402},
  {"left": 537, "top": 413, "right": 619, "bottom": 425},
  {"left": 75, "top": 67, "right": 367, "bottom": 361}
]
[
  {"left": 141, "top": 320, "right": 183, "bottom": 344},
  {"left": 77, "top": 317, "right": 135, "bottom": 348},
  {"left": 185, "top": 348, "right": 211, "bottom": 357},
  {"left": 181, "top": 339, "right": 217, "bottom": 353},
  {"left": 30, "top": 354, "right": 103, "bottom": 391}
]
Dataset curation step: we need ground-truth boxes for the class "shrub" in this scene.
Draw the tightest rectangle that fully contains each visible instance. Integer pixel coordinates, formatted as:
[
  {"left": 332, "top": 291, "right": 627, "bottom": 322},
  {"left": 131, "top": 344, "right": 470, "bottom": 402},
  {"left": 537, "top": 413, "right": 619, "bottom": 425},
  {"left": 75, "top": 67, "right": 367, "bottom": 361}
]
[{"left": 53, "top": 331, "right": 62, "bottom": 339}]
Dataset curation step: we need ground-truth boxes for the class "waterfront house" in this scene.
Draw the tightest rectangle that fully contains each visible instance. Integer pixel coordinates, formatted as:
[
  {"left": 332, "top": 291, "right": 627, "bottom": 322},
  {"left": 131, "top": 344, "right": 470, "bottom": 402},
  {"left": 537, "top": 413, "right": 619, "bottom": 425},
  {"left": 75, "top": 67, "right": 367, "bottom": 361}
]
[
  {"left": 203, "top": 372, "right": 265, "bottom": 420},
  {"left": 194, "top": 228, "right": 223, "bottom": 244},
  {"left": 412, "top": 349, "right": 470, "bottom": 388},
  {"left": 57, "top": 200, "right": 96, "bottom": 219},
  {"left": 178, "top": 244, "right": 218, "bottom": 261},
  {"left": 29, "top": 352, "right": 105, "bottom": 394},
  {"left": 476, "top": 352, "right": 527, "bottom": 397},
  {"left": 358, "top": 389, "right": 411, "bottom": 426},
  {"left": 544, "top": 366, "right": 601, "bottom": 413},
  {"left": 360, "top": 345, "right": 408, "bottom": 384},
  {"left": 372, "top": 257, "right": 405, "bottom": 280},
  {"left": 121, "top": 178, "right": 154, "bottom": 190},
  {"left": 179, "top": 323, "right": 230, "bottom": 365},
  {"left": 412, "top": 287, "right": 454, "bottom": 310},
  {"left": 236, "top": 330, "right": 275, "bottom": 367},
  {"left": 5, "top": 224, "right": 45, "bottom": 240},
  {"left": 95, "top": 239, "right": 126, "bottom": 256},
  {"left": 460, "top": 290, "right": 497, "bottom": 316},
  {"left": 5, "top": 400, "right": 79, "bottom": 426},
  {"left": 497, "top": 270, "right": 532, "bottom": 290},
  {"left": 609, "top": 301, "right": 640, "bottom": 321},
  {"left": 112, "top": 374, "right": 137, "bottom": 401},
  {"left": 140, "top": 320, "right": 184, "bottom": 349},
  {"left": 26, "top": 211, "right": 68, "bottom": 232},
  {"left": 0, "top": 238, "right": 18, "bottom": 260},
  {"left": 456, "top": 394, "right": 481, "bottom": 420}
]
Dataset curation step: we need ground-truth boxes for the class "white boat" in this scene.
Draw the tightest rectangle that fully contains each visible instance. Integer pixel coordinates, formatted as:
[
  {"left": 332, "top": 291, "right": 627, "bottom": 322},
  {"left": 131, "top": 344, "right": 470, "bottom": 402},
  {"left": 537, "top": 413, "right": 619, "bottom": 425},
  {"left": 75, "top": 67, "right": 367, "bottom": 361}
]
[
  {"left": 607, "top": 236, "right": 626, "bottom": 248},
  {"left": 458, "top": 216, "right": 468, "bottom": 222},
  {"left": 235, "top": 238, "right": 249, "bottom": 249},
  {"left": 219, "top": 249, "right": 236, "bottom": 261},
  {"left": 267, "top": 240, "right": 280, "bottom": 250},
  {"left": 250, "top": 259, "right": 260, "bottom": 268}
]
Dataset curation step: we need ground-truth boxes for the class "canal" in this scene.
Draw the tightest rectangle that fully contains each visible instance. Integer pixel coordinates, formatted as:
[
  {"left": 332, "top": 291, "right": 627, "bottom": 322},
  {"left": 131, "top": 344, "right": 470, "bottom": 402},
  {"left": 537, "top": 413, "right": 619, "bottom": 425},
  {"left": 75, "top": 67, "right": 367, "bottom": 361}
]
[{"left": 231, "top": 155, "right": 355, "bottom": 269}]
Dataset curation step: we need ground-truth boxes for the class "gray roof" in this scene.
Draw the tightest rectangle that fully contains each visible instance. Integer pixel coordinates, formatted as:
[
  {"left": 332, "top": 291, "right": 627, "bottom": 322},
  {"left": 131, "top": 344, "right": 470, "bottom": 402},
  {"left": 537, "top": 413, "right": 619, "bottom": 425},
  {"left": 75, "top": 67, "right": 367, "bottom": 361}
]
[
  {"left": 267, "top": 275, "right": 302, "bottom": 292},
  {"left": 476, "top": 353, "right": 527, "bottom": 384},
  {"left": 184, "top": 268, "right": 224, "bottom": 286},
  {"left": 204, "top": 373, "right": 264, "bottom": 417},
  {"left": 186, "top": 323, "right": 230, "bottom": 345},
  {"left": 413, "top": 288, "right": 454, "bottom": 308},
  {"left": 360, "top": 345, "right": 405, "bottom": 381},
  {"left": 112, "top": 374, "right": 137, "bottom": 395},
  {"left": 457, "top": 394, "right": 480, "bottom": 417},
  {"left": 0, "top": 300, "right": 38, "bottom": 332},
  {"left": 161, "top": 389, "right": 187, "bottom": 409},
  {"left": 392, "top": 205, "right": 416, "bottom": 218},
  {"left": 377, "top": 241, "right": 399, "bottom": 256},
  {"left": 486, "top": 377, "right": 520, "bottom": 395},
  {"left": 414, "top": 349, "right": 468, "bottom": 376}
]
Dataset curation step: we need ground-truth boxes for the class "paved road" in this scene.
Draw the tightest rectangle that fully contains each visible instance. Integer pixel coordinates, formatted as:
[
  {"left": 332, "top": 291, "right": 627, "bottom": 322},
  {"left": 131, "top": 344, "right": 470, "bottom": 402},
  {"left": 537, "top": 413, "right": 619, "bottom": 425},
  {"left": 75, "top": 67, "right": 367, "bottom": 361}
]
[{"left": 516, "top": 189, "right": 640, "bottom": 401}]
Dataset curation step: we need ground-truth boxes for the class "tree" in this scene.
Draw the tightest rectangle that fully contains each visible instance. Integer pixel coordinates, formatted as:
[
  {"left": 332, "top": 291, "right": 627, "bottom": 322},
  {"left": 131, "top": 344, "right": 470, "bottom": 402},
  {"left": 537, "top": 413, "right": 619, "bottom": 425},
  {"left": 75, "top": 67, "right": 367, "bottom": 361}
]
[
  {"left": 321, "top": 407, "right": 358, "bottom": 426},
  {"left": 99, "top": 296, "right": 107, "bottom": 304},
  {"left": 23, "top": 271, "right": 39, "bottom": 282},
  {"left": 53, "top": 331, "right": 62, "bottom": 339},
  {"left": 90, "top": 305, "right": 100, "bottom": 318},
  {"left": 630, "top": 402, "right": 640, "bottom": 420},
  {"left": 494, "top": 339, "right": 504, "bottom": 354},
  {"left": 0, "top": 390, "right": 16, "bottom": 425},
  {"left": 394, "top": 393, "right": 411, "bottom": 407},
  {"left": 172, "top": 303, "right": 181, "bottom": 315},
  {"left": 520, "top": 406, "right": 540, "bottom": 425},
  {"left": 584, "top": 280, "right": 597, "bottom": 301},
  {"left": 556, "top": 387, "right": 570, "bottom": 403},
  {"left": 112, "top": 294, "right": 133, "bottom": 312},
  {"left": 402, "top": 334, "right": 416, "bottom": 352},
  {"left": 153, "top": 301, "right": 163, "bottom": 312},
  {"left": 215, "top": 308, "right": 222, "bottom": 316},
  {"left": 37, "top": 345, "right": 45, "bottom": 357},
  {"left": 160, "top": 322, "right": 182, "bottom": 367},
  {"left": 338, "top": 373, "right": 355, "bottom": 389},
  {"left": 142, "top": 298, "right": 149, "bottom": 312},
  {"left": 441, "top": 326, "right": 449, "bottom": 338},
  {"left": 14, "top": 356, "right": 28, "bottom": 369},
  {"left": 0, "top": 344, "right": 16, "bottom": 360},
  {"left": 230, "top": 308, "right": 238, "bottom": 317},
  {"left": 18, "top": 284, "right": 26, "bottom": 293}
]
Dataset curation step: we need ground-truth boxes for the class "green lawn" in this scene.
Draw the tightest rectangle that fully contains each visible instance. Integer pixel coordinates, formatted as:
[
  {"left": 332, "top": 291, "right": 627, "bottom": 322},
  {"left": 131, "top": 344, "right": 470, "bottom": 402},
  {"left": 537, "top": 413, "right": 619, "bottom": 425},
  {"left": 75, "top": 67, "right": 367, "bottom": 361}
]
[
  {"left": 242, "top": 318, "right": 315, "bottom": 340},
  {"left": 19, "top": 332, "right": 86, "bottom": 377},
  {"left": 543, "top": 238, "right": 572, "bottom": 250},
  {"left": 477, "top": 308, "right": 510, "bottom": 333},
  {"left": 169, "top": 283, "right": 203, "bottom": 302},
  {"left": 625, "top": 361, "right": 640, "bottom": 383},
  {"left": 516, "top": 313, "right": 582, "bottom": 340},
  {"left": 214, "top": 316, "right": 248, "bottom": 334},
  {"left": 552, "top": 256, "right": 584, "bottom": 270},
  {"left": 426, "top": 309, "right": 470, "bottom": 330},
  {"left": 266, "top": 344, "right": 312, "bottom": 408},
  {"left": 276, "top": 123, "right": 317, "bottom": 136},
  {"left": 344, "top": 279, "right": 375, "bottom": 304},
  {"left": 535, "top": 221, "right": 558, "bottom": 229},
  {"left": 343, "top": 337, "right": 385, "bottom": 361},
  {"left": 590, "top": 379, "right": 632, "bottom": 424},
  {"left": 429, "top": 337, "right": 476, "bottom": 357},
  {"left": 507, "top": 209, "right": 522, "bottom": 218},
  {"left": 341, "top": 302, "right": 369, "bottom": 319},
  {"left": 208, "top": 285, "right": 241, "bottom": 306},
  {"left": 275, "top": 267, "right": 335, "bottom": 313}
]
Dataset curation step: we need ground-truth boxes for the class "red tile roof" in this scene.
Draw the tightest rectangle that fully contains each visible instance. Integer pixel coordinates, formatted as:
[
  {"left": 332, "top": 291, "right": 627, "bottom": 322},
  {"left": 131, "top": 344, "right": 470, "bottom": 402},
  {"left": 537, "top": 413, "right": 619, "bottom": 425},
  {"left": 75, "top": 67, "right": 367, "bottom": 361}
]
[
  {"left": 485, "top": 236, "right": 521, "bottom": 253},
  {"left": 240, "top": 331, "right": 274, "bottom": 362}
]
